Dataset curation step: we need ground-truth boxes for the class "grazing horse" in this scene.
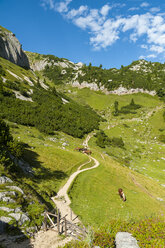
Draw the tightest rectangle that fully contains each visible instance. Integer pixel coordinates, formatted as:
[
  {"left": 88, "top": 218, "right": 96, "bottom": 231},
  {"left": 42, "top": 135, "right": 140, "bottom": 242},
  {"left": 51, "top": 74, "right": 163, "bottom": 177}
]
[{"left": 118, "top": 188, "right": 126, "bottom": 201}]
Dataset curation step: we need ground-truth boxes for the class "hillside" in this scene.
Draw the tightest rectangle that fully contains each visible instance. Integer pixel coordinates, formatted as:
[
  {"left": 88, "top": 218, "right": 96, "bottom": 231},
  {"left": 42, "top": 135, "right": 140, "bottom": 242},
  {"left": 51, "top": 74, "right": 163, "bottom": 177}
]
[
  {"left": 0, "top": 25, "right": 165, "bottom": 247},
  {"left": 0, "top": 56, "right": 101, "bottom": 138},
  {"left": 25, "top": 51, "right": 165, "bottom": 97}
]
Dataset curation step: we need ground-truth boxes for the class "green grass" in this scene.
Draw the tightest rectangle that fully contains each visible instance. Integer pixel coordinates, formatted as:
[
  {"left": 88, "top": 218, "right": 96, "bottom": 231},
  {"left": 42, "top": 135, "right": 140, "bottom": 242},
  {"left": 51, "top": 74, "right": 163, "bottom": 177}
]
[
  {"left": 10, "top": 123, "right": 89, "bottom": 193},
  {"left": 65, "top": 87, "right": 161, "bottom": 111},
  {"left": 0, "top": 57, "right": 36, "bottom": 87},
  {"left": 0, "top": 25, "right": 11, "bottom": 33},
  {"left": 62, "top": 88, "right": 165, "bottom": 226},
  {"left": 69, "top": 153, "right": 165, "bottom": 227}
]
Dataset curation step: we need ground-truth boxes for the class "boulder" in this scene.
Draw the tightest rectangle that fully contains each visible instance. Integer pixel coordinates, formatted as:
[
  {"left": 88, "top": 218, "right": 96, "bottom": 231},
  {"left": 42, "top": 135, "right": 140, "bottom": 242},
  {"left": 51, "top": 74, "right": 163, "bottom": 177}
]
[
  {"left": 9, "top": 213, "right": 21, "bottom": 221},
  {"left": 0, "top": 216, "right": 12, "bottom": 223},
  {"left": 0, "top": 207, "right": 14, "bottom": 212},
  {"left": 2, "top": 197, "right": 16, "bottom": 203},
  {"left": 0, "top": 191, "right": 17, "bottom": 203},
  {"left": 0, "top": 176, "right": 13, "bottom": 184},
  {"left": 6, "top": 186, "right": 24, "bottom": 195},
  {"left": 115, "top": 232, "right": 139, "bottom": 248},
  {"left": 19, "top": 213, "right": 30, "bottom": 225},
  {"left": 15, "top": 207, "right": 22, "bottom": 213}
]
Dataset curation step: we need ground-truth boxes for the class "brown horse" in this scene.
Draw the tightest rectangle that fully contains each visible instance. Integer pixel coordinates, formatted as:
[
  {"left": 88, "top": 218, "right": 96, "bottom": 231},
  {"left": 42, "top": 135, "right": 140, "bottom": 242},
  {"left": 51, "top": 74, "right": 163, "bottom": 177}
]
[{"left": 118, "top": 188, "right": 126, "bottom": 201}]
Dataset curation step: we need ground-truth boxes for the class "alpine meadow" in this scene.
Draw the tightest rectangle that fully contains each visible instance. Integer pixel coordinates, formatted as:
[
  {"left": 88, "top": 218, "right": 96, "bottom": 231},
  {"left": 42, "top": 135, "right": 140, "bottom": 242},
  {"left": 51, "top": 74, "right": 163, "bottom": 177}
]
[{"left": 0, "top": 15, "right": 165, "bottom": 248}]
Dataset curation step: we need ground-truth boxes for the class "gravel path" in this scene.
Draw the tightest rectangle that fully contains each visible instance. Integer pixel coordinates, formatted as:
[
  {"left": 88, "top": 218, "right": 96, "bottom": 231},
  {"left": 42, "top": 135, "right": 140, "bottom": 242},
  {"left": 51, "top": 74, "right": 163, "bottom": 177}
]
[
  {"left": 52, "top": 155, "right": 99, "bottom": 223},
  {"left": 52, "top": 133, "right": 99, "bottom": 223},
  {"left": 31, "top": 133, "right": 100, "bottom": 247}
]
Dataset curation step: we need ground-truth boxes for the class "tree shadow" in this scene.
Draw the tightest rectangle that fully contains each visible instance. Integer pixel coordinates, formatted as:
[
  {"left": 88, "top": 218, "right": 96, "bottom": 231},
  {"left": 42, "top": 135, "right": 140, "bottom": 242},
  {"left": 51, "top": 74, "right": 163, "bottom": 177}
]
[
  {"left": 22, "top": 144, "right": 67, "bottom": 181},
  {"left": 0, "top": 220, "right": 33, "bottom": 247},
  {"left": 9, "top": 142, "right": 67, "bottom": 182},
  {"left": 9, "top": 142, "right": 68, "bottom": 209}
]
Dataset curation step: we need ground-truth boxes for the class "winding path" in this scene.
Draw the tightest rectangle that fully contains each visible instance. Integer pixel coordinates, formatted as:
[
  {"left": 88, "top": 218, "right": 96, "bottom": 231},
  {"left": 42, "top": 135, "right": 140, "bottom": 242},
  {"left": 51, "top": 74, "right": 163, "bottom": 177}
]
[
  {"left": 52, "top": 133, "right": 99, "bottom": 223},
  {"left": 31, "top": 133, "right": 100, "bottom": 248}
]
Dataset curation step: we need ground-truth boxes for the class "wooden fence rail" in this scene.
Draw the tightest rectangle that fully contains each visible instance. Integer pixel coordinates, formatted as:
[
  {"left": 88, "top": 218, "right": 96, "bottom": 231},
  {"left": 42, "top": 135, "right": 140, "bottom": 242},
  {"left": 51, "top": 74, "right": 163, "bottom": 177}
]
[{"left": 44, "top": 209, "right": 87, "bottom": 240}]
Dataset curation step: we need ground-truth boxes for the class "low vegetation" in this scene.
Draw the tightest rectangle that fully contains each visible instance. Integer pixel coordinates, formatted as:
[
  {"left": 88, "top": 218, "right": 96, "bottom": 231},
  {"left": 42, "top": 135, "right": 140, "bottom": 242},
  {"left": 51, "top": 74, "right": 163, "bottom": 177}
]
[
  {"left": 0, "top": 80, "right": 101, "bottom": 138},
  {"left": 62, "top": 217, "right": 165, "bottom": 247}
]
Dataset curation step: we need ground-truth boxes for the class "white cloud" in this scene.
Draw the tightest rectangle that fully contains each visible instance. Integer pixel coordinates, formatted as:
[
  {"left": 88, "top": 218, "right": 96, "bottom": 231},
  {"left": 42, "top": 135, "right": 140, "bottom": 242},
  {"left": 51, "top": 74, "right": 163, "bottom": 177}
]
[
  {"left": 141, "top": 44, "right": 148, "bottom": 49},
  {"left": 150, "top": 45, "right": 165, "bottom": 53},
  {"left": 128, "top": 7, "right": 140, "bottom": 11},
  {"left": 147, "top": 54, "right": 157, "bottom": 58},
  {"left": 41, "top": 0, "right": 55, "bottom": 10},
  {"left": 67, "top": 5, "right": 88, "bottom": 19},
  {"left": 139, "top": 55, "right": 145, "bottom": 59},
  {"left": 55, "top": 0, "right": 72, "bottom": 13},
  {"left": 90, "top": 18, "right": 124, "bottom": 50},
  {"left": 122, "top": 13, "right": 152, "bottom": 41},
  {"left": 150, "top": 7, "right": 160, "bottom": 13},
  {"left": 139, "top": 54, "right": 157, "bottom": 59},
  {"left": 100, "top": 5, "right": 111, "bottom": 17},
  {"left": 140, "top": 2, "right": 149, "bottom": 8}
]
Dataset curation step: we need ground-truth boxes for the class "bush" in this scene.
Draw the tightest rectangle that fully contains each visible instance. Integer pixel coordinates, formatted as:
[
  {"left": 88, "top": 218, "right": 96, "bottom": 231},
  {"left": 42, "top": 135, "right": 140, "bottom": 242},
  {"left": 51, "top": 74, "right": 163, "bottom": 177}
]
[
  {"left": 95, "top": 131, "right": 124, "bottom": 148},
  {"left": 111, "top": 137, "right": 124, "bottom": 148},
  {"left": 159, "top": 135, "right": 165, "bottom": 143}
]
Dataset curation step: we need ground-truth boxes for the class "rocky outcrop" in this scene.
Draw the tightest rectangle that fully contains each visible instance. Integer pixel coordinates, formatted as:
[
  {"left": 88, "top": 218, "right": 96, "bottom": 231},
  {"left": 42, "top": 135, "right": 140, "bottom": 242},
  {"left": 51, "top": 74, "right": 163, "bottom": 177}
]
[
  {"left": 0, "top": 176, "right": 13, "bottom": 184},
  {"left": 0, "top": 26, "right": 30, "bottom": 69},
  {"left": 72, "top": 81, "right": 156, "bottom": 96}
]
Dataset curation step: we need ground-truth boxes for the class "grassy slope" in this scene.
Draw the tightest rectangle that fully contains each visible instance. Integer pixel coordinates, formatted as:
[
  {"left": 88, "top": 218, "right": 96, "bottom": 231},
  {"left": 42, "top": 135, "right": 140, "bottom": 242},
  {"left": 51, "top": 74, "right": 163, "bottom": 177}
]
[
  {"left": 10, "top": 123, "right": 89, "bottom": 193},
  {"left": 0, "top": 57, "right": 36, "bottom": 83},
  {"left": 66, "top": 87, "right": 165, "bottom": 226},
  {"left": 69, "top": 153, "right": 165, "bottom": 226}
]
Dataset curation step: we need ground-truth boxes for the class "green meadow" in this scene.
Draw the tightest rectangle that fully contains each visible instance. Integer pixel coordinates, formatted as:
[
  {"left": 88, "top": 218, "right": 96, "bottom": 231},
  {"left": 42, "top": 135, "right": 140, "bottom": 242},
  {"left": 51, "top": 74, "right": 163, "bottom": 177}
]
[
  {"left": 65, "top": 87, "right": 165, "bottom": 226},
  {"left": 69, "top": 154, "right": 165, "bottom": 226}
]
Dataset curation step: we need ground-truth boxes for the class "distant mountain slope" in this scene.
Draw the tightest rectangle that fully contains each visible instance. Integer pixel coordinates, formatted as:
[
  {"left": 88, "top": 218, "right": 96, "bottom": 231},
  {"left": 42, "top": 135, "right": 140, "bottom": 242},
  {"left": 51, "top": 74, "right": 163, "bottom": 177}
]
[{"left": 25, "top": 51, "right": 165, "bottom": 96}]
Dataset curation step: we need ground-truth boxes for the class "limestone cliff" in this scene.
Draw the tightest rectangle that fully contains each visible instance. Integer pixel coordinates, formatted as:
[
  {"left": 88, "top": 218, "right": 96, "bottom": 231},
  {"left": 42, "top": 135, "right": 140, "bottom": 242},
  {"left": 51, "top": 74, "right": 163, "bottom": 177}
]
[{"left": 0, "top": 26, "right": 30, "bottom": 69}]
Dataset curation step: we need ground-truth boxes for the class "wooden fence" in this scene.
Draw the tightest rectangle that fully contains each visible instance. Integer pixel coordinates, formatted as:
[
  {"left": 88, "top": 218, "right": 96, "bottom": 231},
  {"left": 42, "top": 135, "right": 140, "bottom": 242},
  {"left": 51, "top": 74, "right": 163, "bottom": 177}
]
[{"left": 43, "top": 209, "right": 87, "bottom": 240}]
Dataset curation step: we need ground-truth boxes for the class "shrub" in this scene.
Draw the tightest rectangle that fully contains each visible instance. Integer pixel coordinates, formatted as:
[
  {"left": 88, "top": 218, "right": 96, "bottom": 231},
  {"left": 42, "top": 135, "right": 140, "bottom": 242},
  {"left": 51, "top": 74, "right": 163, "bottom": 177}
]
[
  {"left": 95, "top": 131, "right": 124, "bottom": 148},
  {"left": 111, "top": 137, "right": 124, "bottom": 148},
  {"left": 159, "top": 135, "right": 165, "bottom": 143}
]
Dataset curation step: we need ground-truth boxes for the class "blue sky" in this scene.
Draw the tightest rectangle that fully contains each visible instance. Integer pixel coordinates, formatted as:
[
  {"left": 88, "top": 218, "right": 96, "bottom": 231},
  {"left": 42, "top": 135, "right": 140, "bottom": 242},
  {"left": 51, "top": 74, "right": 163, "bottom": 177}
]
[{"left": 1, "top": 0, "right": 165, "bottom": 68}]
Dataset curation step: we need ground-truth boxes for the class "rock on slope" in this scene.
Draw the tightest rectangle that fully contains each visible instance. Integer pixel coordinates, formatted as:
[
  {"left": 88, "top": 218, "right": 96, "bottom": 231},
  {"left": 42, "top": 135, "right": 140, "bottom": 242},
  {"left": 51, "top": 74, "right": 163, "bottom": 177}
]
[{"left": 0, "top": 26, "right": 30, "bottom": 69}]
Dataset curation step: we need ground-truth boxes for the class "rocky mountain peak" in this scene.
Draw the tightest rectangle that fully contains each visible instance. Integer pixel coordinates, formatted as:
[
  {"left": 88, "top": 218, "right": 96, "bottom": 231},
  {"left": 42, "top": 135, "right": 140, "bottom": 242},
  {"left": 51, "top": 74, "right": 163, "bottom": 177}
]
[{"left": 0, "top": 25, "right": 30, "bottom": 69}]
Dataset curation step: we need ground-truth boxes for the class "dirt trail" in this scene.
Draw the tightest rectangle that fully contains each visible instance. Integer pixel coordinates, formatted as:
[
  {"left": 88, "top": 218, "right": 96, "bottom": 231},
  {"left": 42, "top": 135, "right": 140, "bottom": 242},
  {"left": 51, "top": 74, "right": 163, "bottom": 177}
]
[
  {"left": 52, "top": 133, "right": 99, "bottom": 223},
  {"left": 31, "top": 133, "right": 99, "bottom": 248}
]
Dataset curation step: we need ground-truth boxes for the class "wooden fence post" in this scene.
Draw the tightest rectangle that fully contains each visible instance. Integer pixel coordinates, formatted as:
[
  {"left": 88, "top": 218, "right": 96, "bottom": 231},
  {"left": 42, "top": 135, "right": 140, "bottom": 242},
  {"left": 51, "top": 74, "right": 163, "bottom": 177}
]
[
  {"left": 44, "top": 212, "right": 47, "bottom": 231},
  {"left": 64, "top": 217, "right": 67, "bottom": 236},
  {"left": 70, "top": 209, "right": 72, "bottom": 221},
  {"left": 57, "top": 209, "right": 60, "bottom": 234}
]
